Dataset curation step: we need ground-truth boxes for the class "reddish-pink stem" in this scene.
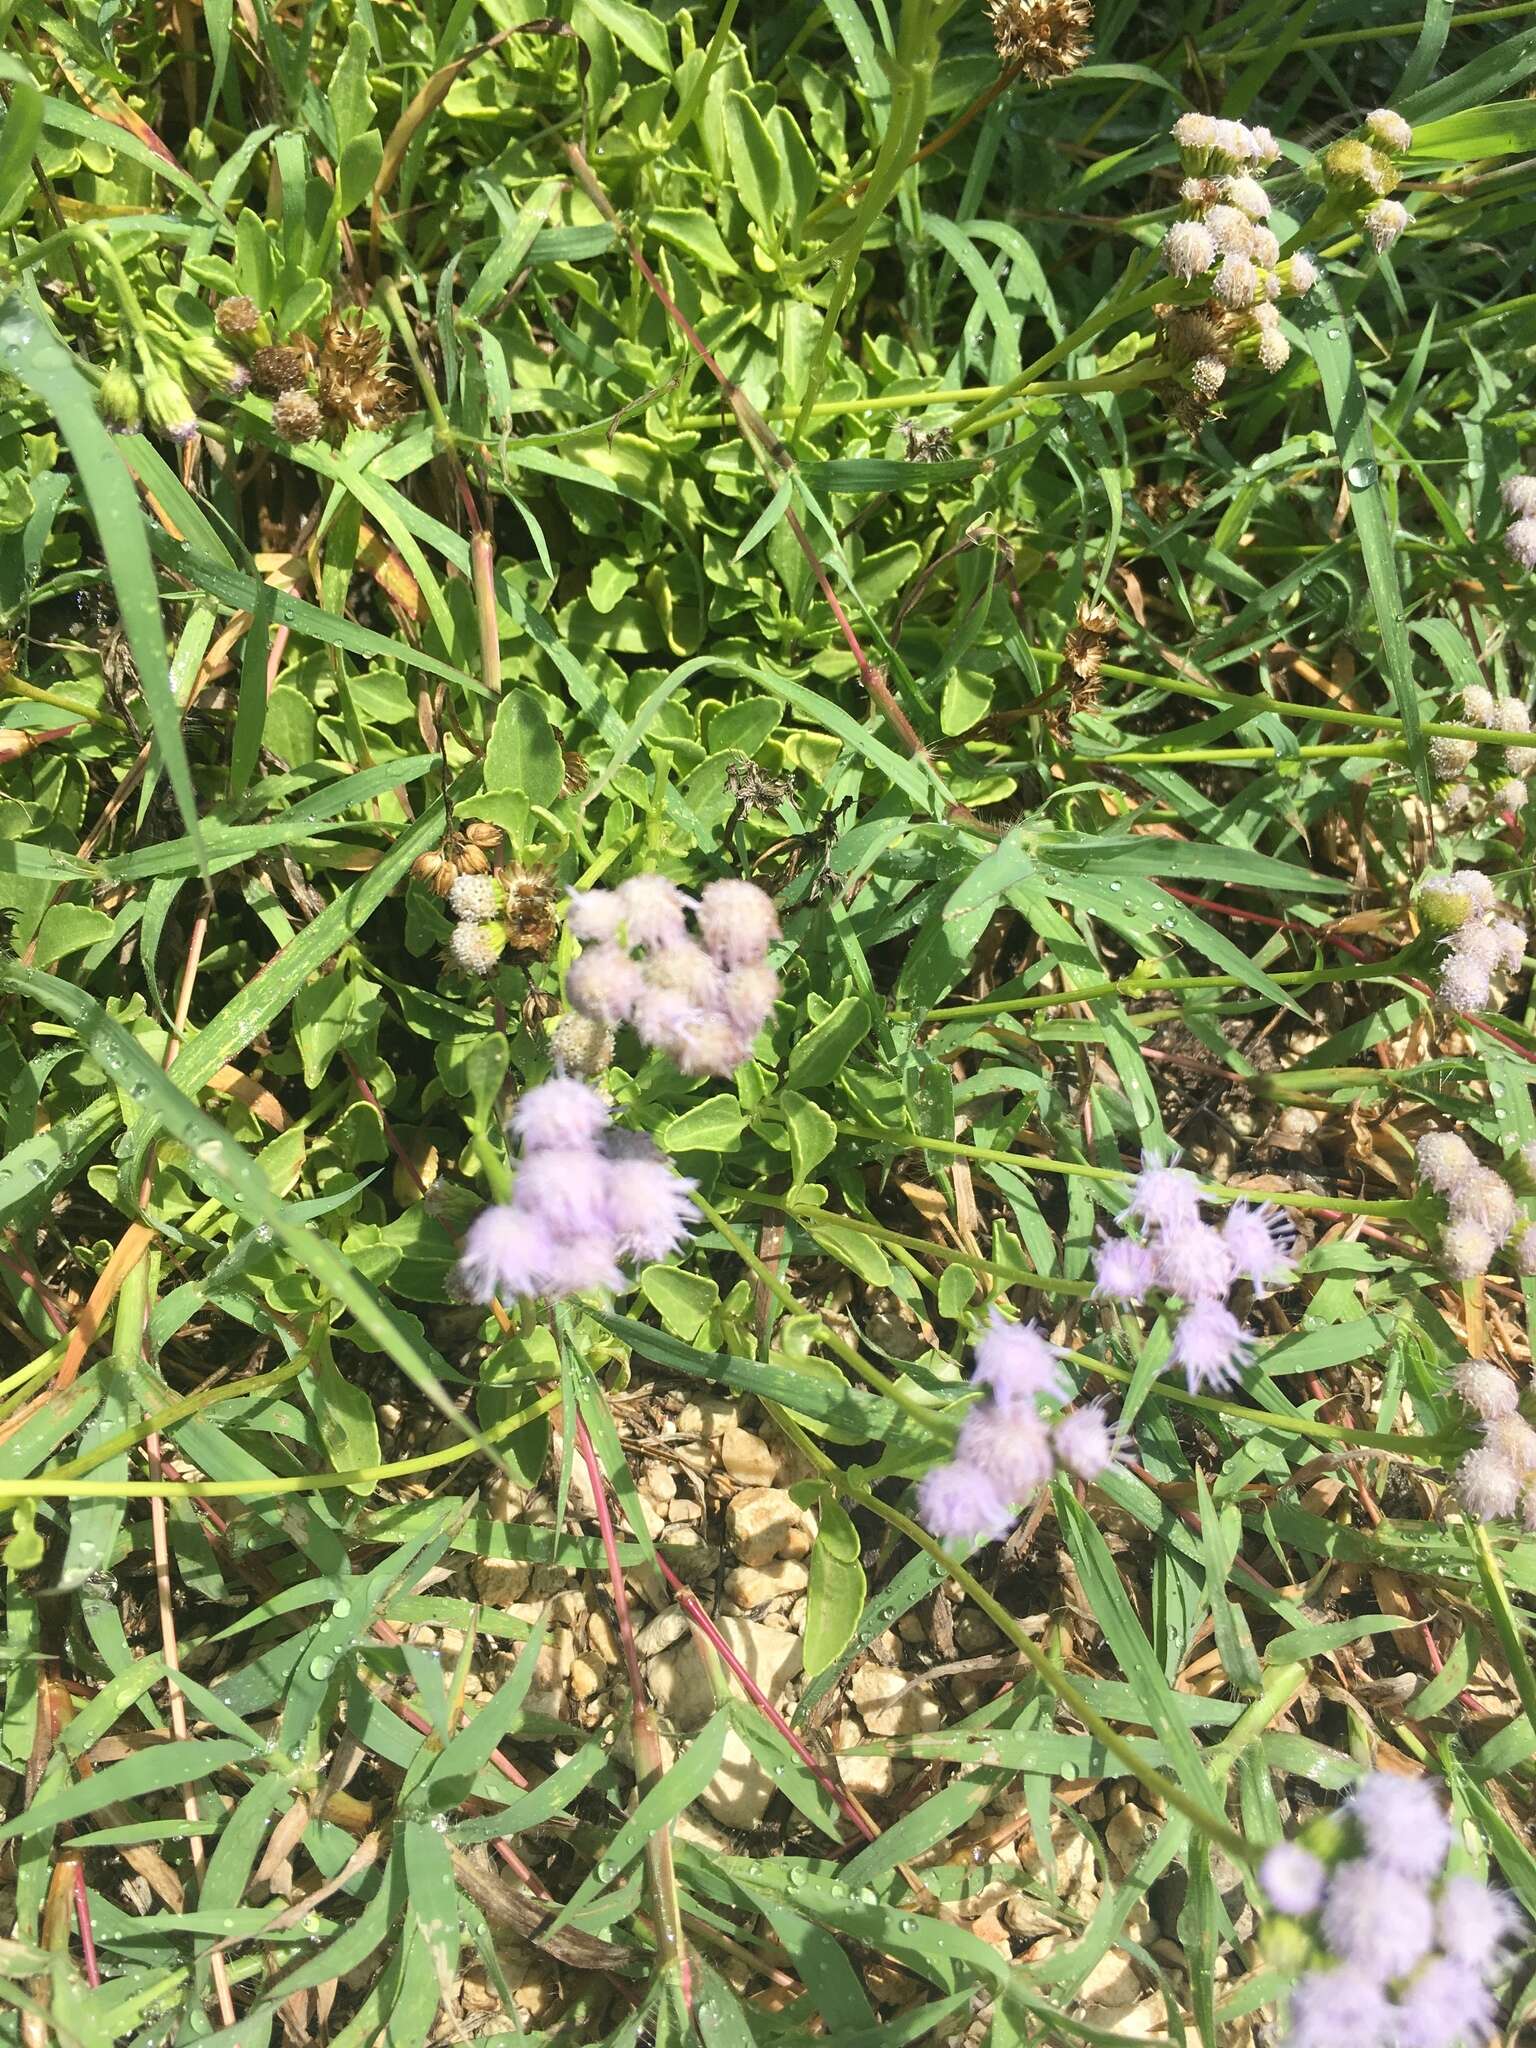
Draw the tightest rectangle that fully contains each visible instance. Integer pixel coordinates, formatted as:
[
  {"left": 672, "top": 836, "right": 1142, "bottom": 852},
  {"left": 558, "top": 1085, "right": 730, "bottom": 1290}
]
[
  {"left": 653, "top": 1554, "right": 878, "bottom": 1845},
  {"left": 72, "top": 1863, "right": 99, "bottom": 1987}
]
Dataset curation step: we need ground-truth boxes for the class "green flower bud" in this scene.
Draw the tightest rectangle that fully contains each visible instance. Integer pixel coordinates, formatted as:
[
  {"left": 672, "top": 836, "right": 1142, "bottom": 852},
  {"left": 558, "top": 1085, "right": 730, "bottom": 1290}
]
[
  {"left": 98, "top": 362, "right": 141, "bottom": 435},
  {"left": 1258, "top": 1915, "right": 1314, "bottom": 1975},
  {"left": 179, "top": 334, "right": 242, "bottom": 391},
  {"left": 1417, "top": 878, "right": 1472, "bottom": 936},
  {"left": 142, "top": 368, "right": 199, "bottom": 444}
]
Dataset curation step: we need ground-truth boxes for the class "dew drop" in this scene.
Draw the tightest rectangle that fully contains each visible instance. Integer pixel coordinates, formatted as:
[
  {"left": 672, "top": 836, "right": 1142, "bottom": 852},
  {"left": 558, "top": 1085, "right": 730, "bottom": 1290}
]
[
  {"left": 330, "top": 1597, "right": 352, "bottom": 1619},
  {"left": 1345, "top": 459, "right": 1378, "bottom": 490},
  {"left": 308, "top": 1655, "right": 334, "bottom": 1680},
  {"left": 899, "top": 1914, "right": 918, "bottom": 1933},
  {"left": 596, "top": 1860, "right": 616, "bottom": 1882},
  {"left": 857, "top": 1886, "right": 878, "bottom": 1906}
]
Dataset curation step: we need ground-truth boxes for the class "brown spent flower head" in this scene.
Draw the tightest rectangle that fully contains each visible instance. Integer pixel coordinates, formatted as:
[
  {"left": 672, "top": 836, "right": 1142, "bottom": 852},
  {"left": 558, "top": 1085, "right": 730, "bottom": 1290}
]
[
  {"left": 319, "top": 312, "right": 388, "bottom": 377},
  {"left": 502, "top": 864, "right": 559, "bottom": 960},
  {"left": 251, "top": 344, "right": 311, "bottom": 396},
  {"left": 411, "top": 826, "right": 500, "bottom": 897},
  {"left": 899, "top": 418, "right": 956, "bottom": 462},
  {"left": 987, "top": 0, "right": 1092, "bottom": 84},
  {"left": 560, "top": 748, "right": 590, "bottom": 796},
  {"left": 215, "top": 296, "right": 262, "bottom": 342},
  {"left": 316, "top": 358, "right": 412, "bottom": 433},
  {"left": 273, "top": 390, "right": 323, "bottom": 444}
]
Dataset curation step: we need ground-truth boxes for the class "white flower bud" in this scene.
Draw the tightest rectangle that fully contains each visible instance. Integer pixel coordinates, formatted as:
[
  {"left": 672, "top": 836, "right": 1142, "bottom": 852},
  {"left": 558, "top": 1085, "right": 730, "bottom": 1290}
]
[
  {"left": 1365, "top": 108, "right": 1413, "bottom": 155},
  {"left": 1257, "top": 328, "right": 1291, "bottom": 374},
  {"left": 1462, "top": 685, "right": 1495, "bottom": 725},
  {"left": 447, "top": 871, "right": 503, "bottom": 922},
  {"left": 1172, "top": 112, "right": 1218, "bottom": 154},
  {"left": 1162, "top": 221, "right": 1217, "bottom": 281},
  {"left": 449, "top": 920, "right": 508, "bottom": 976},
  {"left": 1225, "top": 175, "right": 1270, "bottom": 220},
  {"left": 1249, "top": 226, "right": 1280, "bottom": 268},
  {"left": 1506, "top": 518, "right": 1536, "bottom": 572},
  {"left": 1282, "top": 252, "right": 1319, "bottom": 295},
  {"left": 1190, "top": 353, "right": 1228, "bottom": 400},
  {"left": 1249, "top": 125, "right": 1281, "bottom": 165},
  {"left": 1429, "top": 736, "right": 1477, "bottom": 777},
  {"left": 1205, "top": 204, "right": 1255, "bottom": 255},
  {"left": 1365, "top": 199, "right": 1409, "bottom": 252},
  {"left": 1212, "top": 254, "right": 1260, "bottom": 308},
  {"left": 1500, "top": 476, "right": 1536, "bottom": 519}
]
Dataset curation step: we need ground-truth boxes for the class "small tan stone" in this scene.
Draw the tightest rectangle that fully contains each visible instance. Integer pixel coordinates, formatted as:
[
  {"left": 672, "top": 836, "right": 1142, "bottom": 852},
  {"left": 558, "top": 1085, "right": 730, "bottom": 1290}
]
[
  {"left": 586, "top": 1613, "right": 619, "bottom": 1665},
  {"left": 698, "top": 1723, "right": 779, "bottom": 1829},
  {"left": 470, "top": 1556, "right": 532, "bottom": 1606},
  {"left": 636, "top": 1607, "right": 690, "bottom": 1658},
  {"left": 1110, "top": 1995, "right": 1191, "bottom": 2042},
  {"left": 725, "top": 1558, "right": 809, "bottom": 1610},
  {"left": 650, "top": 1617, "right": 803, "bottom": 1731},
  {"left": 657, "top": 1525, "right": 717, "bottom": 1582},
  {"left": 1107, "top": 1801, "right": 1152, "bottom": 1877},
  {"left": 668, "top": 1498, "right": 703, "bottom": 1522},
  {"left": 641, "top": 1461, "right": 677, "bottom": 1504},
  {"left": 851, "top": 1665, "right": 944, "bottom": 1737},
  {"left": 1075, "top": 1948, "right": 1142, "bottom": 2015},
  {"left": 677, "top": 1397, "right": 738, "bottom": 1443},
  {"left": 569, "top": 1656, "right": 604, "bottom": 1703},
  {"left": 721, "top": 1426, "right": 777, "bottom": 1487},
  {"left": 726, "top": 1487, "right": 809, "bottom": 1566}
]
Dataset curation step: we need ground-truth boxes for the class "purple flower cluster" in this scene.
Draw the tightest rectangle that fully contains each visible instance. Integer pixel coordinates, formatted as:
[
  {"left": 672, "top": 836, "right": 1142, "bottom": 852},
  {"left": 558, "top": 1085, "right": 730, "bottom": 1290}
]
[
  {"left": 455, "top": 1077, "right": 696, "bottom": 1304},
  {"left": 1501, "top": 474, "right": 1536, "bottom": 575},
  {"left": 1261, "top": 1772, "right": 1521, "bottom": 2048},
  {"left": 565, "top": 874, "right": 779, "bottom": 1078},
  {"left": 1416, "top": 869, "right": 1527, "bottom": 1013},
  {"left": 1093, "top": 1155, "right": 1296, "bottom": 1393},
  {"left": 1415, "top": 1129, "right": 1536, "bottom": 1282},
  {"left": 915, "top": 1313, "right": 1126, "bottom": 1547},
  {"left": 1451, "top": 1356, "right": 1536, "bottom": 1530}
]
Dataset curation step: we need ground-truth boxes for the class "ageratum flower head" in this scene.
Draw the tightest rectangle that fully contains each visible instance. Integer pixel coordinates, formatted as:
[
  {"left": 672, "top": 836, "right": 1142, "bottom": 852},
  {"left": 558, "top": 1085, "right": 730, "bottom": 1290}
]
[
  {"left": 1261, "top": 1769, "right": 1521, "bottom": 2048},
  {"left": 456, "top": 1077, "right": 697, "bottom": 1306},
  {"left": 915, "top": 1316, "right": 1126, "bottom": 1549}
]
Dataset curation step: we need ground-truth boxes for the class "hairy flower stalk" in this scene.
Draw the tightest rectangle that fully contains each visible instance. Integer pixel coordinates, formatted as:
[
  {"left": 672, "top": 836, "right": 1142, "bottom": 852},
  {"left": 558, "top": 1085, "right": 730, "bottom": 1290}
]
[{"left": 1260, "top": 1770, "right": 1520, "bottom": 2048}]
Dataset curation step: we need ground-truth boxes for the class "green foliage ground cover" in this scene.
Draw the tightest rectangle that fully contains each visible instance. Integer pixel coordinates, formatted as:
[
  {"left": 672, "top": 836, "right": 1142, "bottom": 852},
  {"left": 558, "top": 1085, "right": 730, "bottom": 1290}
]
[{"left": 2, "top": 0, "right": 1536, "bottom": 2041}]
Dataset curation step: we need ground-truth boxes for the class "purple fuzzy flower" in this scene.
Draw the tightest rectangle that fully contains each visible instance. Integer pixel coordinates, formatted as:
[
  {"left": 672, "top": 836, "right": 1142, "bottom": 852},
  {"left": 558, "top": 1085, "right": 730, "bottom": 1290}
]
[
  {"left": 1435, "top": 1873, "right": 1523, "bottom": 1973},
  {"left": 1392, "top": 1957, "right": 1496, "bottom": 2048},
  {"left": 456, "top": 1205, "right": 549, "bottom": 1302},
  {"left": 1154, "top": 1218, "right": 1236, "bottom": 1300},
  {"left": 696, "top": 878, "right": 780, "bottom": 968},
  {"left": 566, "top": 943, "right": 645, "bottom": 1027},
  {"left": 537, "top": 1232, "right": 628, "bottom": 1298},
  {"left": 510, "top": 1076, "right": 611, "bottom": 1153},
  {"left": 1282, "top": 1968, "right": 1395, "bottom": 2048},
  {"left": 1260, "top": 1841, "right": 1327, "bottom": 1916},
  {"left": 917, "top": 1461, "right": 1013, "bottom": 1546},
  {"left": 1093, "top": 1235, "right": 1157, "bottom": 1302},
  {"left": 971, "top": 1312, "right": 1070, "bottom": 1405},
  {"left": 957, "top": 1407, "right": 1055, "bottom": 1501},
  {"left": 1320, "top": 1861, "right": 1436, "bottom": 1983},
  {"left": 566, "top": 888, "right": 626, "bottom": 944},
  {"left": 1169, "top": 1298, "right": 1252, "bottom": 1392},
  {"left": 514, "top": 1147, "right": 614, "bottom": 1239},
  {"left": 616, "top": 873, "right": 689, "bottom": 949},
  {"left": 1347, "top": 1773, "right": 1452, "bottom": 1883},
  {"left": 605, "top": 1155, "right": 698, "bottom": 1263},
  {"left": 1222, "top": 1202, "right": 1297, "bottom": 1294},
  {"left": 1119, "top": 1156, "right": 1203, "bottom": 1234},
  {"left": 1051, "top": 1401, "right": 1121, "bottom": 1481}
]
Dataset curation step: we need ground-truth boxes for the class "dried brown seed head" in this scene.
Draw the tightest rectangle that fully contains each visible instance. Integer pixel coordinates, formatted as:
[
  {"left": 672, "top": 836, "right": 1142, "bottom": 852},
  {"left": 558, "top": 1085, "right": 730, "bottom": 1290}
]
[
  {"left": 987, "top": 0, "right": 1093, "bottom": 83},
  {"left": 251, "top": 344, "right": 311, "bottom": 395},
  {"left": 273, "top": 390, "right": 323, "bottom": 443},
  {"left": 215, "top": 296, "right": 262, "bottom": 340}
]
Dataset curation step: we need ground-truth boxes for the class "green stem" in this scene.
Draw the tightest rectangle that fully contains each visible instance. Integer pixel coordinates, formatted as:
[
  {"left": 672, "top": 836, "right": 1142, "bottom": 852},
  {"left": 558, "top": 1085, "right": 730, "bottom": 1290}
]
[
  {"left": 960, "top": 274, "right": 1168, "bottom": 436},
  {"left": 691, "top": 1189, "right": 949, "bottom": 1439},
  {"left": 845, "top": 1478, "right": 1252, "bottom": 1860},
  {"left": 910, "top": 951, "right": 1418, "bottom": 1023},
  {"left": 826, "top": 1119, "right": 1422, "bottom": 1221},
  {"left": 1468, "top": 1518, "right": 1536, "bottom": 1736}
]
